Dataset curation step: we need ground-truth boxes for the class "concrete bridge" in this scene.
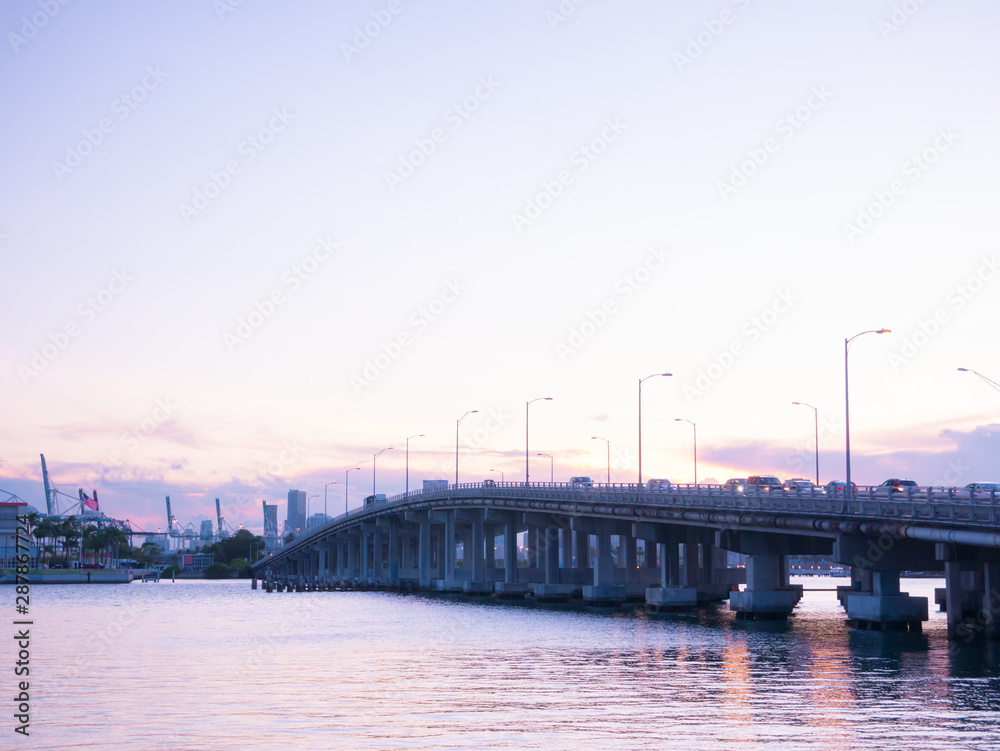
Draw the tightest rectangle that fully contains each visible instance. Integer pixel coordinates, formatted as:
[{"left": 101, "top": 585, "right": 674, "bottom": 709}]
[{"left": 251, "top": 482, "right": 1000, "bottom": 640}]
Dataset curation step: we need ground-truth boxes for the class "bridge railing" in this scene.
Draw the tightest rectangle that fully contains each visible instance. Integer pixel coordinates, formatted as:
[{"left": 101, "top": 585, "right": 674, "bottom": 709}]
[{"left": 295, "top": 481, "right": 999, "bottom": 542}]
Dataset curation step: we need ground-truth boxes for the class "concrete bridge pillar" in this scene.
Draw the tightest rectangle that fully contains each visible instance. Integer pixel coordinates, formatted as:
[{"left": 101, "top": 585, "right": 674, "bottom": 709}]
[
  {"left": 435, "top": 527, "right": 445, "bottom": 581},
  {"left": 560, "top": 529, "right": 573, "bottom": 571},
  {"left": 317, "top": 546, "right": 328, "bottom": 583},
  {"left": 347, "top": 535, "right": 359, "bottom": 580},
  {"left": 576, "top": 531, "right": 590, "bottom": 570},
  {"left": 485, "top": 524, "right": 495, "bottom": 569},
  {"left": 544, "top": 525, "right": 560, "bottom": 584},
  {"left": 643, "top": 540, "right": 658, "bottom": 572},
  {"left": 581, "top": 521, "right": 625, "bottom": 605},
  {"left": 503, "top": 520, "right": 518, "bottom": 584},
  {"left": 471, "top": 516, "right": 485, "bottom": 580},
  {"left": 983, "top": 561, "right": 1000, "bottom": 640},
  {"left": 372, "top": 526, "right": 385, "bottom": 585},
  {"left": 462, "top": 514, "right": 493, "bottom": 595},
  {"left": 722, "top": 530, "right": 810, "bottom": 621},
  {"left": 935, "top": 544, "right": 1000, "bottom": 640},
  {"left": 623, "top": 535, "right": 637, "bottom": 584},
  {"left": 436, "top": 510, "right": 464, "bottom": 593},
  {"left": 495, "top": 515, "right": 529, "bottom": 599},
  {"left": 418, "top": 520, "right": 432, "bottom": 590},
  {"left": 387, "top": 524, "right": 400, "bottom": 584},
  {"left": 360, "top": 528, "right": 371, "bottom": 583},
  {"left": 835, "top": 534, "right": 928, "bottom": 632}
]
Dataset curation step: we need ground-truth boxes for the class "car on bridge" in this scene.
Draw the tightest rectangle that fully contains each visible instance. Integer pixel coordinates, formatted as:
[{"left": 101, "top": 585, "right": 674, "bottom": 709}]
[
  {"left": 364, "top": 494, "right": 387, "bottom": 505},
  {"left": 483, "top": 479, "right": 496, "bottom": 487},
  {"left": 963, "top": 482, "right": 1000, "bottom": 500},
  {"left": 744, "top": 475, "right": 783, "bottom": 493},
  {"left": 875, "top": 478, "right": 919, "bottom": 495},
  {"left": 722, "top": 478, "right": 746, "bottom": 492},
  {"left": 782, "top": 479, "right": 820, "bottom": 494},
  {"left": 570, "top": 476, "right": 594, "bottom": 488},
  {"left": 824, "top": 481, "right": 856, "bottom": 496},
  {"left": 645, "top": 478, "right": 672, "bottom": 490}
]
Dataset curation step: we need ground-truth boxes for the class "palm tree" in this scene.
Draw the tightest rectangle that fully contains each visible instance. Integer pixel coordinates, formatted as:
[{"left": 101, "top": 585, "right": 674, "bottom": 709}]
[
  {"left": 57, "top": 517, "right": 81, "bottom": 564},
  {"left": 101, "top": 527, "right": 128, "bottom": 567},
  {"left": 32, "top": 519, "right": 56, "bottom": 565}
]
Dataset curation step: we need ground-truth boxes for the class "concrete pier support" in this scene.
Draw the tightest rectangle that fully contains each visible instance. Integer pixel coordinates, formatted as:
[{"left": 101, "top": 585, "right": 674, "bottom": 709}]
[
  {"left": 347, "top": 533, "right": 359, "bottom": 580},
  {"left": 634, "top": 524, "right": 697, "bottom": 611},
  {"left": 836, "top": 535, "right": 928, "bottom": 632},
  {"left": 418, "top": 518, "right": 431, "bottom": 589},
  {"left": 463, "top": 513, "right": 493, "bottom": 595},
  {"left": 983, "top": 561, "right": 1000, "bottom": 640},
  {"left": 485, "top": 524, "right": 496, "bottom": 570},
  {"left": 534, "top": 522, "right": 573, "bottom": 602},
  {"left": 387, "top": 523, "right": 400, "bottom": 585},
  {"left": 582, "top": 521, "right": 625, "bottom": 605},
  {"left": 495, "top": 515, "right": 528, "bottom": 599},
  {"left": 435, "top": 510, "right": 464, "bottom": 593},
  {"left": 721, "top": 531, "right": 820, "bottom": 620},
  {"left": 933, "top": 544, "right": 1000, "bottom": 640}
]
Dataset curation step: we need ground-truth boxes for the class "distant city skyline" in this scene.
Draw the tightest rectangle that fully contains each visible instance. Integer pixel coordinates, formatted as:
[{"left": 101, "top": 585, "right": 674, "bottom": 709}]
[{"left": 2, "top": 1, "right": 998, "bottom": 533}]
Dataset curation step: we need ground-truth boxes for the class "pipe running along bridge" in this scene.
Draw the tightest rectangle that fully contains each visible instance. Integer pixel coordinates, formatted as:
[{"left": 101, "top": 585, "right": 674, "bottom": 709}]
[{"left": 251, "top": 482, "right": 1000, "bottom": 640}]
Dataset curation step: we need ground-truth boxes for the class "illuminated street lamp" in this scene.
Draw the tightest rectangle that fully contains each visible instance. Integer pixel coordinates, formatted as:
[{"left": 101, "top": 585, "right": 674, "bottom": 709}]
[
  {"left": 591, "top": 436, "right": 610, "bottom": 484},
  {"left": 345, "top": 466, "right": 361, "bottom": 514},
  {"left": 791, "top": 402, "right": 819, "bottom": 485},
  {"left": 456, "top": 411, "right": 478, "bottom": 485},
  {"left": 306, "top": 495, "right": 319, "bottom": 526},
  {"left": 674, "top": 419, "right": 697, "bottom": 485},
  {"left": 536, "top": 453, "right": 554, "bottom": 482},
  {"left": 845, "top": 328, "right": 891, "bottom": 491},
  {"left": 638, "top": 373, "right": 672, "bottom": 485},
  {"left": 525, "top": 397, "right": 553, "bottom": 484},
  {"left": 405, "top": 434, "right": 425, "bottom": 494}
]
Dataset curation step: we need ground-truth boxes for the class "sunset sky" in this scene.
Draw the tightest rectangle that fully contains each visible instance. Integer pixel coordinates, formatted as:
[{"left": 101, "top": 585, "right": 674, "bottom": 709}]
[{"left": 2, "top": 0, "right": 998, "bottom": 535}]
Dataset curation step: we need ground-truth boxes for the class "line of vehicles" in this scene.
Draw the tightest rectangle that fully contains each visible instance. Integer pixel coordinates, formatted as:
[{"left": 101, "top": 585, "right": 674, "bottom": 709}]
[
  {"left": 716, "top": 476, "right": 1000, "bottom": 500},
  {"left": 361, "top": 476, "right": 1000, "bottom": 502}
]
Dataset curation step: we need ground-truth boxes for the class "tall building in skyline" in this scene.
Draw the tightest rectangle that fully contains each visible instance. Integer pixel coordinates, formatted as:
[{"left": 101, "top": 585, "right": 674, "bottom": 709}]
[
  {"left": 263, "top": 502, "right": 278, "bottom": 538},
  {"left": 286, "top": 490, "right": 306, "bottom": 534}
]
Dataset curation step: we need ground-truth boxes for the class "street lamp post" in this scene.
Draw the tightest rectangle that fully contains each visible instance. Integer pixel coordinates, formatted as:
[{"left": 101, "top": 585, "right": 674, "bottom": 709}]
[
  {"left": 845, "top": 329, "right": 891, "bottom": 491},
  {"left": 674, "top": 419, "right": 697, "bottom": 485},
  {"left": 639, "top": 373, "right": 672, "bottom": 485},
  {"left": 958, "top": 367, "right": 1000, "bottom": 394},
  {"left": 526, "top": 397, "right": 553, "bottom": 484},
  {"left": 345, "top": 466, "right": 361, "bottom": 514},
  {"left": 791, "top": 402, "right": 819, "bottom": 485},
  {"left": 323, "top": 481, "right": 338, "bottom": 518},
  {"left": 455, "top": 411, "right": 478, "bottom": 485},
  {"left": 405, "top": 434, "right": 425, "bottom": 494},
  {"left": 490, "top": 469, "right": 504, "bottom": 483},
  {"left": 373, "top": 448, "right": 393, "bottom": 497},
  {"left": 536, "top": 453, "right": 553, "bottom": 482},
  {"left": 591, "top": 436, "right": 610, "bottom": 484},
  {"left": 306, "top": 495, "right": 319, "bottom": 528}
]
